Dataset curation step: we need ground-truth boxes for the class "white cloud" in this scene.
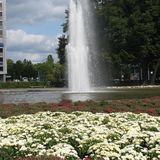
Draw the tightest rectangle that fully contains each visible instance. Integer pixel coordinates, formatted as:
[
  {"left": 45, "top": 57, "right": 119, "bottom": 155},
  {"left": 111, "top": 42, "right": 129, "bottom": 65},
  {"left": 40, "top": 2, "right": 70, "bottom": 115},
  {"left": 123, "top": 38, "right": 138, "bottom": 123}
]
[
  {"left": 5, "top": 0, "right": 68, "bottom": 63},
  {"left": 7, "top": 0, "right": 68, "bottom": 26},
  {"left": 7, "top": 29, "right": 58, "bottom": 63},
  {"left": 7, "top": 29, "right": 56, "bottom": 53}
]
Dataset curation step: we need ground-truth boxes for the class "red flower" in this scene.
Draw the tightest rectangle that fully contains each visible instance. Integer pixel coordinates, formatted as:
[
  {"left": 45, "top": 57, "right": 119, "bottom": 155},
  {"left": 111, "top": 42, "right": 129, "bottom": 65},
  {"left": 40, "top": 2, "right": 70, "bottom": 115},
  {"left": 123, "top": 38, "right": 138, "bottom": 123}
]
[
  {"left": 104, "top": 107, "right": 113, "bottom": 113},
  {"left": 146, "top": 108, "right": 156, "bottom": 115},
  {"left": 58, "top": 100, "right": 72, "bottom": 108},
  {"left": 135, "top": 109, "right": 144, "bottom": 114},
  {"left": 83, "top": 156, "right": 92, "bottom": 160}
]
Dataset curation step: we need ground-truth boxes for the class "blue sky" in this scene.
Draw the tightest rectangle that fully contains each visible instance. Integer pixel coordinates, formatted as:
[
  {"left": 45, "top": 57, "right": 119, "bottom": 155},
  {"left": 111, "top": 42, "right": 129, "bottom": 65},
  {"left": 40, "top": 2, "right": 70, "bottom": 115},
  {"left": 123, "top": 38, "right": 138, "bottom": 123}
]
[
  {"left": 6, "top": 0, "right": 68, "bottom": 63},
  {"left": 15, "top": 20, "right": 64, "bottom": 36}
]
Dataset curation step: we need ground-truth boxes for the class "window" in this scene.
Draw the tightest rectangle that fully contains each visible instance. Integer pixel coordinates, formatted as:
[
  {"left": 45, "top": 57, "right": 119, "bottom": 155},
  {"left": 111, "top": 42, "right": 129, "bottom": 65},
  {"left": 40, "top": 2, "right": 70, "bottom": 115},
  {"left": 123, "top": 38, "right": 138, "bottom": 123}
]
[
  {"left": 0, "top": 21, "right": 2, "bottom": 30},
  {"left": 0, "top": 30, "right": 2, "bottom": 37},
  {"left": 0, "top": 12, "right": 2, "bottom": 22},
  {"left": 0, "top": 43, "right": 3, "bottom": 47},
  {"left": 0, "top": 58, "right": 3, "bottom": 65},
  {"left": 0, "top": 48, "right": 3, "bottom": 52},
  {"left": 0, "top": 67, "right": 3, "bottom": 71}
]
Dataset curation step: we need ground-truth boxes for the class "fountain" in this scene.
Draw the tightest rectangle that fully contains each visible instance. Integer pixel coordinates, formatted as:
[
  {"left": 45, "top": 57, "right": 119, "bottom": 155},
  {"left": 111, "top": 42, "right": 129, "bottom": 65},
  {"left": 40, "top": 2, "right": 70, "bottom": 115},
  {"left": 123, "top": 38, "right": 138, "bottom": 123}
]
[
  {"left": 64, "top": 0, "right": 108, "bottom": 101},
  {"left": 67, "top": 0, "right": 91, "bottom": 93}
]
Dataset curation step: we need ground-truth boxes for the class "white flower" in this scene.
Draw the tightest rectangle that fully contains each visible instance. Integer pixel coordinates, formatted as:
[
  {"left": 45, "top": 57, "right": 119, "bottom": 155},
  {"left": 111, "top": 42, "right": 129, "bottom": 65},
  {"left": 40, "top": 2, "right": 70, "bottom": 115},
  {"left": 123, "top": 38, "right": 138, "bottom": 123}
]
[
  {"left": 0, "top": 112, "right": 159, "bottom": 159},
  {"left": 20, "top": 145, "right": 27, "bottom": 151}
]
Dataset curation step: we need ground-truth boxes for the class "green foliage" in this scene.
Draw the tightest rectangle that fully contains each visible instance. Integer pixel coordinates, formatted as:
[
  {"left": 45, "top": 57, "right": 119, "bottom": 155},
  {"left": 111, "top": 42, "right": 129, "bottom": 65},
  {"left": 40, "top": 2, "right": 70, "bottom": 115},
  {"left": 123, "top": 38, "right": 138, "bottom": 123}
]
[
  {"left": 7, "top": 59, "right": 15, "bottom": 80},
  {"left": 7, "top": 59, "right": 37, "bottom": 81},
  {"left": 56, "top": 35, "right": 67, "bottom": 65},
  {"left": 102, "top": 117, "right": 110, "bottom": 124},
  {"left": 16, "top": 156, "right": 64, "bottom": 160},
  {"left": 52, "top": 63, "right": 65, "bottom": 86},
  {"left": 66, "top": 157, "right": 78, "bottom": 160},
  {"left": 56, "top": 11, "right": 68, "bottom": 84},
  {"left": 23, "top": 59, "right": 37, "bottom": 79},
  {"left": 0, "top": 82, "right": 46, "bottom": 89},
  {"left": 47, "top": 55, "right": 54, "bottom": 64},
  {"left": 144, "top": 126, "right": 159, "bottom": 132},
  {"left": 0, "top": 146, "right": 18, "bottom": 160},
  {"left": 93, "top": 0, "right": 160, "bottom": 82},
  {"left": 35, "top": 55, "right": 65, "bottom": 87},
  {"left": 59, "top": 127, "right": 72, "bottom": 134},
  {"left": 68, "top": 137, "right": 102, "bottom": 159},
  {"left": 100, "top": 0, "right": 159, "bottom": 56},
  {"left": 107, "top": 133, "right": 121, "bottom": 141},
  {"left": 7, "top": 54, "right": 65, "bottom": 87},
  {"left": 62, "top": 10, "right": 69, "bottom": 33}
]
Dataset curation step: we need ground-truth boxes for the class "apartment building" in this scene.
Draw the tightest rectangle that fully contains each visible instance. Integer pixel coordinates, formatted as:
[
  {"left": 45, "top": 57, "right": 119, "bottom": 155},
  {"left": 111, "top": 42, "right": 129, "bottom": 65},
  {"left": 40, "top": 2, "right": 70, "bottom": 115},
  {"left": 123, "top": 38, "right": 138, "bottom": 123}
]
[{"left": 0, "top": 0, "right": 6, "bottom": 82}]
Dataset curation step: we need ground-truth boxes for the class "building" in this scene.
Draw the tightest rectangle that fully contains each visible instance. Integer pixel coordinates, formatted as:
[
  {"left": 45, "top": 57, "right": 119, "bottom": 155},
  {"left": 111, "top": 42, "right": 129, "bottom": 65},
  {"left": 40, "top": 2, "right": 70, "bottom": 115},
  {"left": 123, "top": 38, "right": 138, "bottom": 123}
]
[{"left": 0, "top": 0, "right": 6, "bottom": 82}]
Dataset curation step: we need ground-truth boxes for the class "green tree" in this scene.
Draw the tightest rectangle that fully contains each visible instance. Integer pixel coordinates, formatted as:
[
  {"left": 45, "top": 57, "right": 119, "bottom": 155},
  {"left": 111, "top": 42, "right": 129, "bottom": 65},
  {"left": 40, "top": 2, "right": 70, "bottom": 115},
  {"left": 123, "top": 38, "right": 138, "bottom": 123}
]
[
  {"left": 56, "top": 9, "right": 68, "bottom": 65},
  {"left": 57, "top": 35, "right": 67, "bottom": 65},
  {"left": 22, "top": 59, "right": 37, "bottom": 79},
  {"left": 95, "top": 0, "right": 160, "bottom": 82},
  {"left": 14, "top": 60, "right": 24, "bottom": 80},
  {"left": 47, "top": 55, "right": 54, "bottom": 64},
  {"left": 34, "top": 55, "right": 64, "bottom": 86},
  {"left": 52, "top": 63, "right": 65, "bottom": 86},
  {"left": 35, "top": 62, "right": 53, "bottom": 82},
  {"left": 7, "top": 59, "right": 15, "bottom": 80},
  {"left": 62, "top": 10, "right": 69, "bottom": 33}
]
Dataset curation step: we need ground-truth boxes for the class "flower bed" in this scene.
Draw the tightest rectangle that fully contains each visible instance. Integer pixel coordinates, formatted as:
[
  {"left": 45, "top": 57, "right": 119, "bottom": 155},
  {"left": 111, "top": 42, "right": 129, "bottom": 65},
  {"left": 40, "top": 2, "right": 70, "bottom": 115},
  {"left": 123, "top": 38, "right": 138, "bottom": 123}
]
[
  {"left": 0, "top": 112, "right": 160, "bottom": 160},
  {"left": 1, "top": 96, "right": 160, "bottom": 118}
]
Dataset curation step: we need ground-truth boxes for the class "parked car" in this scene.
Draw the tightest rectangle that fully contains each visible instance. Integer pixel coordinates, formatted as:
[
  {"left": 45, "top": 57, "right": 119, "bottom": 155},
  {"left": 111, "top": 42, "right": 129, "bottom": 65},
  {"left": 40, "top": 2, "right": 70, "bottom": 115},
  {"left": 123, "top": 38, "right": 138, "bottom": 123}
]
[{"left": 22, "top": 77, "right": 28, "bottom": 82}]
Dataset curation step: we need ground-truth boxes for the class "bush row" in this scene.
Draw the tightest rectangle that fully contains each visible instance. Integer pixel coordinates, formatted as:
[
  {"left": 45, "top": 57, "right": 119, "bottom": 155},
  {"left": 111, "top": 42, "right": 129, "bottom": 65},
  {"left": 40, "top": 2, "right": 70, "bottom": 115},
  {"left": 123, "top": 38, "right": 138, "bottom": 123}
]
[{"left": 0, "top": 82, "right": 47, "bottom": 89}]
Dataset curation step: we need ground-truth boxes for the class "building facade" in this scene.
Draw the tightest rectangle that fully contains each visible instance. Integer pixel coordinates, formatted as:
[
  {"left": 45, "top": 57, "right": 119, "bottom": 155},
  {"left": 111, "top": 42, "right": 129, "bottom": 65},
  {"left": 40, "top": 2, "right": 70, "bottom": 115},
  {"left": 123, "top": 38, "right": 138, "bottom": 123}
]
[{"left": 0, "top": 0, "right": 6, "bottom": 82}]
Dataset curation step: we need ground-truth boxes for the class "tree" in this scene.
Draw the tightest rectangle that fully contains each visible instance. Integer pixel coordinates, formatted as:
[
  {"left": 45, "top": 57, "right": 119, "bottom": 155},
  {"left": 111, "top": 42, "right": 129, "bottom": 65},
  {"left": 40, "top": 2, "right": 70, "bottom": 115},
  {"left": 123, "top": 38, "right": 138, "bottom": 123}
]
[
  {"left": 57, "top": 35, "right": 67, "bottom": 65},
  {"left": 14, "top": 60, "right": 24, "bottom": 80},
  {"left": 47, "top": 55, "right": 54, "bottom": 64},
  {"left": 52, "top": 63, "right": 65, "bottom": 86},
  {"left": 56, "top": 12, "right": 68, "bottom": 86},
  {"left": 22, "top": 59, "right": 37, "bottom": 79},
  {"left": 7, "top": 59, "right": 14, "bottom": 80},
  {"left": 94, "top": 0, "right": 160, "bottom": 82},
  {"left": 62, "top": 10, "right": 69, "bottom": 33},
  {"left": 35, "top": 62, "right": 53, "bottom": 82},
  {"left": 56, "top": 9, "right": 68, "bottom": 65}
]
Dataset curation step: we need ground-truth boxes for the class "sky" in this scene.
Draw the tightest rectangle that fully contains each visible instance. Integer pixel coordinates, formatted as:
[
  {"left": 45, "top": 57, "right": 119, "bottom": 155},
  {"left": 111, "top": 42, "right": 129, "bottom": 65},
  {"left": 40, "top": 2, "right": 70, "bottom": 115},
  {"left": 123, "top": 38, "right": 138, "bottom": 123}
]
[{"left": 6, "top": 0, "right": 69, "bottom": 63}]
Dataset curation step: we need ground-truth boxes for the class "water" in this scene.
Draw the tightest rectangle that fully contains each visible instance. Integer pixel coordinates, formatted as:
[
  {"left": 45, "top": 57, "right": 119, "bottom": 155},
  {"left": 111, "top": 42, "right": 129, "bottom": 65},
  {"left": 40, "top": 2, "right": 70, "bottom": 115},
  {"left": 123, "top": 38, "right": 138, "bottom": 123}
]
[
  {"left": 67, "top": 0, "right": 91, "bottom": 92},
  {"left": 1, "top": 87, "right": 160, "bottom": 104},
  {"left": 0, "top": 90, "right": 61, "bottom": 104}
]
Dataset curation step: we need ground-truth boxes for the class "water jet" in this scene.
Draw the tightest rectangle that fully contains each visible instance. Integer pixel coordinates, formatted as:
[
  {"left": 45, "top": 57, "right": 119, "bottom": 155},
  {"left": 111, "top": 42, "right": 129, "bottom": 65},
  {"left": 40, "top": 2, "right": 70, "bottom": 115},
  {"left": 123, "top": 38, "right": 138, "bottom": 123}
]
[{"left": 67, "top": 0, "right": 92, "bottom": 94}]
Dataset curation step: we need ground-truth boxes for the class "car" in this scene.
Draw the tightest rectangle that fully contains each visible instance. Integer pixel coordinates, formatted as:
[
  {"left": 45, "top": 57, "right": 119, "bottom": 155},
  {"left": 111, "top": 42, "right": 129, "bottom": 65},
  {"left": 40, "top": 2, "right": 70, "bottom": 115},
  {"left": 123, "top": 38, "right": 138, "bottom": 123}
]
[{"left": 22, "top": 77, "right": 28, "bottom": 82}]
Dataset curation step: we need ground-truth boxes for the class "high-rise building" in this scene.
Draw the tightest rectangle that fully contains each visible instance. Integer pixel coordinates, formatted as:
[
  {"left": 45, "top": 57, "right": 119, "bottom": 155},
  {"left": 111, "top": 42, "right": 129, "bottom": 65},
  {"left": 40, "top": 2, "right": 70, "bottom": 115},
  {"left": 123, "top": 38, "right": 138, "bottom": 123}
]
[{"left": 0, "top": 0, "right": 6, "bottom": 82}]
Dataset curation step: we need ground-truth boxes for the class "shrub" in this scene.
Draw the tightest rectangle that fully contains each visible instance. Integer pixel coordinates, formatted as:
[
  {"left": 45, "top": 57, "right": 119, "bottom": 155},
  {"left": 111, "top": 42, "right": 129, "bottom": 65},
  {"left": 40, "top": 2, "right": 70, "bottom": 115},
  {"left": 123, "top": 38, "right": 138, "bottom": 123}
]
[{"left": 0, "top": 82, "right": 47, "bottom": 89}]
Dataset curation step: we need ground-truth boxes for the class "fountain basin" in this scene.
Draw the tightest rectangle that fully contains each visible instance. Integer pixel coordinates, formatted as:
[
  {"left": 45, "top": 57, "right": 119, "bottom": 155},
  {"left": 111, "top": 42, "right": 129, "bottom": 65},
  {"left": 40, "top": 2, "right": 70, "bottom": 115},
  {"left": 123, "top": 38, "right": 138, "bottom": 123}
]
[{"left": 0, "top": 86, "right": 160, "bottom": 104}]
